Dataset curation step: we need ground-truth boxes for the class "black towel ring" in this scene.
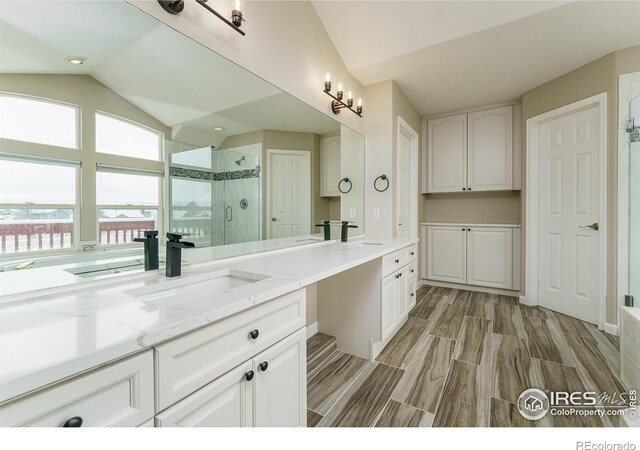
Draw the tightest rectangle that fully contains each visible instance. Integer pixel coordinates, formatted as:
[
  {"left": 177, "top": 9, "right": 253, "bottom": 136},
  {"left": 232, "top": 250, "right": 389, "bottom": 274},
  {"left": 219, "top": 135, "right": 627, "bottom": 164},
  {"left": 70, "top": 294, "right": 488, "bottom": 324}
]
[
  {"left": 374, "top": 175, "right": 390, "bottom": 192},
  {"left": 338, "top": 177, "right": 352, "bottom": 194}
]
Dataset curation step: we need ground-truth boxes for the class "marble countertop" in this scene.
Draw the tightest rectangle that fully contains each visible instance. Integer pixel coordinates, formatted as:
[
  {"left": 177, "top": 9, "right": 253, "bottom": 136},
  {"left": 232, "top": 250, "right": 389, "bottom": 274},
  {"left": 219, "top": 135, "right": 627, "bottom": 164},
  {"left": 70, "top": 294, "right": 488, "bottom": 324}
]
[
  {"left": 421, "top": 222, "right": 521, "bottom": 228},
  {"left": 0, "top": 237, "right": 416, "bottom": 404}
]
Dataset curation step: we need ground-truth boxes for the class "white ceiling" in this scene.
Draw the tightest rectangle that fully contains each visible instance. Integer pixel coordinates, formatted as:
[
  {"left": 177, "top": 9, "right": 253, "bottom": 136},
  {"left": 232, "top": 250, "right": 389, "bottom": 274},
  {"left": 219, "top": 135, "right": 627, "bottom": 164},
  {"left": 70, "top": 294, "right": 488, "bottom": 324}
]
[
  {"left": 0, "top": 1, "right": 340, "bottom": 147},
  {"left": 313, "top": 1, "right": 640, "bottom": 116}
]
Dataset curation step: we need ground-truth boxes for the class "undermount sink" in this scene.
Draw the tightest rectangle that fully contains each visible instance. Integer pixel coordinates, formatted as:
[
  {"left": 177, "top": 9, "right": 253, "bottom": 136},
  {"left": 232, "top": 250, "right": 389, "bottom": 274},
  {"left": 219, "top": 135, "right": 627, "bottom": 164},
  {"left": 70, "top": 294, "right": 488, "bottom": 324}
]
[
  {"left": 123, "top": 269, "right": 270, "bottom": 307},
  {"left": 65, "top": 259, "right": 161, "bottom": 278}
]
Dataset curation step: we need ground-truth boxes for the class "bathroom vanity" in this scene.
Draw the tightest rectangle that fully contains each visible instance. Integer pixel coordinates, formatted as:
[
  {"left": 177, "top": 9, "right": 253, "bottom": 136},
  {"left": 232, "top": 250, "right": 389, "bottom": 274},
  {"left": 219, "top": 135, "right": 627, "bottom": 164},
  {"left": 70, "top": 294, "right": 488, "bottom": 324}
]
[{"left": 0, "top": 238, "right": 417, "bottom": 427}]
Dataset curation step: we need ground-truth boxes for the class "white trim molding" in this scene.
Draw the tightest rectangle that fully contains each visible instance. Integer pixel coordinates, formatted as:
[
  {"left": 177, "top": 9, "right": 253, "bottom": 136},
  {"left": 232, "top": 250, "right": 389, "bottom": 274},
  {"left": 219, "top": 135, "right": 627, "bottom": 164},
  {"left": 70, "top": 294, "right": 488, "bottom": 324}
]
[
  {"left": 525, "top": 92, "right": 607, "bottom": 330},
  {"left": 604, "top": 322, "right": 618, "bottom": 336},
  {"left": 421, "top": 279, "right": 520, "bottom": 298},
  {"left": 306, "top": 321, "right": 318, "bottom": 339}
]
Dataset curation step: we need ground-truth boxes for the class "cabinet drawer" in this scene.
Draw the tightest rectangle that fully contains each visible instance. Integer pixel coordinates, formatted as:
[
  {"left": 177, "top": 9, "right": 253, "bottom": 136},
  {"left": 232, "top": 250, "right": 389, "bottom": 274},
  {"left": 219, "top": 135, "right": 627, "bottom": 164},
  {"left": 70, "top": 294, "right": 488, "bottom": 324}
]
[
  {"left": 406, "top": 244, "right": 417, "bottom": 263},
  {"left": 382, "top": 249, "right": 407, "bottom": 277},
  {"left": 155, "top": 288, "right": 305, "bottom": 411},
  {"left": 0, "top": 351, "right": 154, "bottom": 427},
  {"left": 406, "top": 260, "right": 417, "bottom": 279}
]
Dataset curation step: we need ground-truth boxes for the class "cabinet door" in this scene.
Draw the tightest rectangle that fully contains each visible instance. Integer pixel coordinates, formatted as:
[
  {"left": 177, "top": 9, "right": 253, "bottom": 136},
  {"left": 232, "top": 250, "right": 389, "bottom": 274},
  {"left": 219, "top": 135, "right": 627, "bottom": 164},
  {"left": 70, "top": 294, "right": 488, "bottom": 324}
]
[
  {"left": 253, "top": 328, "right": 306, "bottom": 427},
  {"left": 466, "top": 227, "right": 513, "bottom": 289},
  {"left": 406, "top": 275, "right": 417, "bottom": 312},
  {"left": 467, "top": 106, "right": 513, "bottom": 191},
  {"left": 427, "top": 114, "right": 467, "bottom": 193},
  {"left": 394, "top": 269, "right": 408, "bottom": 323},
  {"left": 381, "top": 273, "right": 397, "bottom": 341},
  {"left": 426, "top": 226, "right": 466, "bottom": 283},
  {"left": 155, "top": 361, "right": 253, "bottom": 427},
  {"left": 320, "top": 135, "right": 341, "bottom": 197}
]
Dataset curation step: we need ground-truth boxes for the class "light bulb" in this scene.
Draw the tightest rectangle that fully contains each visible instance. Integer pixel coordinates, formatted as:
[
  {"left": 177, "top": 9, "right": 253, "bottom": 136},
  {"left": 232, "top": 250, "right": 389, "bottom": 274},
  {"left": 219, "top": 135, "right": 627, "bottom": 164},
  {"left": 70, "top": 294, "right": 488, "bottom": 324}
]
[
  {"left": 337, "top": 83, "right": 343, "bottom": 92},
  {"left": 347, "top": 90, "right": 353, "bottom": 100},
  {"left": 234, "top": 0, "right": 242, "bottom": 11},
  {"left": 357, "top": 98, "right": 363, "bottom": 107},
  {"left": 325, "top": 72, "right": 331, "bottom": 82}
]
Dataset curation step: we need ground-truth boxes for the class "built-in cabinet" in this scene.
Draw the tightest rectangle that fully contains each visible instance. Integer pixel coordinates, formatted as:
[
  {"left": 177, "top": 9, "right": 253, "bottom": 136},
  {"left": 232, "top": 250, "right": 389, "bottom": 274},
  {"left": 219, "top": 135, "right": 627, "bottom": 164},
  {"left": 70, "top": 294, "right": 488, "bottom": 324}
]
[
  {"left": 423, "top": 225, "right": 520, "bottom": 291},
  {"left": 425, "top": 105, "right": 519, "bottom": 193},
  {"left": 320, "top": 134, "right": 341, "bottom": 197},
  {"left": 380, "top": 244, "right": 417, "bottom": 341}
]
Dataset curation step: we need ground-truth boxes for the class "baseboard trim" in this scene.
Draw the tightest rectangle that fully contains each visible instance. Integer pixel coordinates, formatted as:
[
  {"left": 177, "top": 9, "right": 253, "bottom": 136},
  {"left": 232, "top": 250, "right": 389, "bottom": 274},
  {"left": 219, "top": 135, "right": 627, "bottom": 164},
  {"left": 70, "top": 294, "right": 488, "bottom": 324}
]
[
  {"left": 422, "top": 279, "right": 520, "bottom": 298},
  {"left": 306, "top": 321, "right": 318, "bottom": 338},
  {"left": 519, "top": 295, "right": 529, "bottom": 306},
  {"left": 604, "top": 322, "right": 618, "bottom": 336}
]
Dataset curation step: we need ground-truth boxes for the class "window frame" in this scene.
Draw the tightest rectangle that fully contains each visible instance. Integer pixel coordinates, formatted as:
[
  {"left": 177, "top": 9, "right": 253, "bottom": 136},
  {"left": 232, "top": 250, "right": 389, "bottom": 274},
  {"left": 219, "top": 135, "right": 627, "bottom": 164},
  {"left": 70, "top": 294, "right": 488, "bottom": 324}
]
[{"left": 95, "top": 110, "right": 163, "bottom": 162}]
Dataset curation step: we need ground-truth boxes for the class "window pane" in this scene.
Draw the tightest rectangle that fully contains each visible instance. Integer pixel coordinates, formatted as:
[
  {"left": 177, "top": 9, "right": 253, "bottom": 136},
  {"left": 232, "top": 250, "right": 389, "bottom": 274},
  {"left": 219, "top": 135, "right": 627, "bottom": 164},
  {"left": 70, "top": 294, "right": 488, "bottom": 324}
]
[
  {"left": 0, "top": 160, "right": 76, "bottom": 204},
  {"left": 96, "top": 171, "right": 158, "bottom": 206},
  {"left": 98, "top": 209, "right": 157, "bottom": 246},
  {"left": 96, "top": 113, "right": 161, "bottom": 161},
  {"left": 0, "top": 208, "right": 74, "bottom": 254},
  {"left": 0, "top": 94, "right": 78, "bottom": 149}
]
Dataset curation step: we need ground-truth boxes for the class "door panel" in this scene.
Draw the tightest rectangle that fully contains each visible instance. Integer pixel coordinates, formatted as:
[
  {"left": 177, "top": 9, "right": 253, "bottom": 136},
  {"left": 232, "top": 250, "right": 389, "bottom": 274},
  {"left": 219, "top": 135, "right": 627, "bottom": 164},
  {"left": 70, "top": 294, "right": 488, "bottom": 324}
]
[
  {"left": 397, "top": 131, "right": 411, "bottom": 238},
  {"left": 268, "top": 151, "right": 310, "bottom": 239},
  {"left": 466, "top": 227, "right": 512, "bottom": 289},
  {"left": 253, "top": 328, "right": 306, "bottom": 427},
  {"left": 538, "top": 105, "right": 600, "bottom": 324},
  {"left": 381, "top": 273, "right": 397, "bottom": 340},
  {"left": 426, "top": 226, "right": 466, "bottom": 283},
  {"left": 427, "top": 114, "right": 467, "bottom": 192}
]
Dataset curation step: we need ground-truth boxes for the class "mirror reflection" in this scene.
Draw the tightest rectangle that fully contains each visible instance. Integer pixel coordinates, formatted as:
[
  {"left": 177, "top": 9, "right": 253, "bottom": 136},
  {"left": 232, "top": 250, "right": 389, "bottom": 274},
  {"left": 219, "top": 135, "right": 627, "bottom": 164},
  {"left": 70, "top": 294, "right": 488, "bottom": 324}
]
[{"left": 0, "top": 1, "right": 364, "bottom": 268}]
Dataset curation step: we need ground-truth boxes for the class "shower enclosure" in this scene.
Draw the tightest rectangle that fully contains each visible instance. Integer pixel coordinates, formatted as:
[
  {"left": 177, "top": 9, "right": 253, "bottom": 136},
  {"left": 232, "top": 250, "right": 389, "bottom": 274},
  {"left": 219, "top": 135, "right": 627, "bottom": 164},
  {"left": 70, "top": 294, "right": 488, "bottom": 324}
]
[
  {"left": 629, "top": 94, "right": 639, "bottom": 307},
  {"left": 167, "top": 142, "right": 261, "bottom": 248}
]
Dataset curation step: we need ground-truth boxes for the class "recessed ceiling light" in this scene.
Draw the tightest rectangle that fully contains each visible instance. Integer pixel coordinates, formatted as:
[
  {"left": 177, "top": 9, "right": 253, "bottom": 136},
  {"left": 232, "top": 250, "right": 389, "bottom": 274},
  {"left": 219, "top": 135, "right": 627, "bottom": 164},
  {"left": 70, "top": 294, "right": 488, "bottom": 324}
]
[
  {"left": 66, "top": 56, "right": 86, "bottom": 65},
  {"left": 212, "top": 126, "right": 225, "bottom": 132}
]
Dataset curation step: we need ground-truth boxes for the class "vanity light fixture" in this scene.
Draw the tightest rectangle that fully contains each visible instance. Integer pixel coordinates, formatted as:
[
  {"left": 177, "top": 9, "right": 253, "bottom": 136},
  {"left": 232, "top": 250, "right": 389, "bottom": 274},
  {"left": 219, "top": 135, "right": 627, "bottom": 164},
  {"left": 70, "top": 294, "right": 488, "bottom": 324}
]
[
  {"left": 157, "top": 0, "right": 246, "bottom": 36},
  {"left": 66, "top": 56, "right": 86, "bottom": 65},
  {"left": 323, "top": 73, "right": 363, "bottom": 117}
]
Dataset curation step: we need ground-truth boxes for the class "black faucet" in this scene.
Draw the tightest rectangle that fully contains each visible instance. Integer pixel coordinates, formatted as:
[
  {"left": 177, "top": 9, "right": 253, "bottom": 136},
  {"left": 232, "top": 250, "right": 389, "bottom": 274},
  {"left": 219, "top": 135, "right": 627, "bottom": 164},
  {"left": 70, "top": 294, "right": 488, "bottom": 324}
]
[
  {"left": 340, "top": 221, "right": 358, "bottom": 243},
  {"left": 133, "top": 230, "right": 159, "bottom": 271},
  {"left": 315, "top": 220, "right": 332, "bottom": 240},
  {"left": 165, "top": 232, "right": 195, "bottom": 278}
]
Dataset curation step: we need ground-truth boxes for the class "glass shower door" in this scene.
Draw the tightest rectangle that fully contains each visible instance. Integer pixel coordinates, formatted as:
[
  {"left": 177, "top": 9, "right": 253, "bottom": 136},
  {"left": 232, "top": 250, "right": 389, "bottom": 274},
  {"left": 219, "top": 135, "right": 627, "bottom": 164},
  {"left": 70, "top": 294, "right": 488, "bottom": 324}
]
[{"left": 630, "top": 94, "right": 640, "bottom": 306}]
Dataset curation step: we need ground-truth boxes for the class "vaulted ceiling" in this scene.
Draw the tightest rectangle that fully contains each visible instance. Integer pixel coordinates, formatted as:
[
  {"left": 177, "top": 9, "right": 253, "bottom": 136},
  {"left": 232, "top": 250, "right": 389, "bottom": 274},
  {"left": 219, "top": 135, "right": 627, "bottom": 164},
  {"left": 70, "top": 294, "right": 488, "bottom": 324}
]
[{"left": 312, "top": 1, "right": 640, "bottom": 116}]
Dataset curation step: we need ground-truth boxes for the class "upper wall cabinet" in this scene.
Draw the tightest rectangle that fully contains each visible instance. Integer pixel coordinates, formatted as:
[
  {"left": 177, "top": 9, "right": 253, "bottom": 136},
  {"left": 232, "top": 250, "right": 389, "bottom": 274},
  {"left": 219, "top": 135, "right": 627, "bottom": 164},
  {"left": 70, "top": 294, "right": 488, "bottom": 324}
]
[
  {"left": 424, "top": 106, "right": 520, "bottom": 193},
  {"left": 467, "top": 106, "right": 513, "bottom": 191},
  {"left": 320, "top": 135, "right": 341, "bottom": 197},
  {"left": 426, "top": 114, "right": 467, "bottom": 193}
]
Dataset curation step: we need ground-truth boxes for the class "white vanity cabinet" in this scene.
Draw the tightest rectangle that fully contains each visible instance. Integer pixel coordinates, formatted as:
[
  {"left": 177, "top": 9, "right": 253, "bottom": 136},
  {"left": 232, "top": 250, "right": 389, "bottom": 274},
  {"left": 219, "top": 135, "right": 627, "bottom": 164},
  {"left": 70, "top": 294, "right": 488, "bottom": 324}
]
[
  {"left": 380, "top": 244, "right": 417, "bottom": 341},
  {"left": 155, "top": 328, "right": 306, "bottom": 428},
  {"left": 424, "top": 225, "right": 520, "bottom": 291},
  {"left": 425, "top": 106, "right": 518, "bottom": 193},
  {"left": 0, "top": 351, "right": 154, "bottom": 427},
  {"left": 320, "top": 134, "right": 341, "bottom": 197},
  {"left": 154, "top": 288, "right": 307, "bottom": 427}
]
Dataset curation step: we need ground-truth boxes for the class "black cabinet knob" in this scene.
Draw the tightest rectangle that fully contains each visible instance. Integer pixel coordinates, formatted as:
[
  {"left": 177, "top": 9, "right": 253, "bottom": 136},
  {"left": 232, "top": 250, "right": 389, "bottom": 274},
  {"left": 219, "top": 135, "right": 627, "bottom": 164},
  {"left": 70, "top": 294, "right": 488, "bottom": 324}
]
[
  {"left": 249, "top": 329, "right": 259, "bottom": 340},
  {"left": 259, "top": 361, "right": 269, "bottom": 372},
  {"left": 462, "top": 187, "right": 466, "bottom": 190},
  {"left": 245, "top": 370, "right": 255, "bottom": 381},
  {"left": 410, "top": 269, "right": 415, "bottom": 273},
  {"left": 462, "top": 228, "right": 465, "bottom": 231},
  {"left": 468, "top": 187, "right": 472, "bottom": 191},
  {"left": 410, "top": 293, "right": 415, "bottom": 297},
  {"left": 410, "top": 252, "right": 415, "bottom": 256},
  {"left": 62, "top": 416, "right": 83, "bottom": 427},
  {"left": 395, "top": 259, "right": 399, "bottom": 263}
]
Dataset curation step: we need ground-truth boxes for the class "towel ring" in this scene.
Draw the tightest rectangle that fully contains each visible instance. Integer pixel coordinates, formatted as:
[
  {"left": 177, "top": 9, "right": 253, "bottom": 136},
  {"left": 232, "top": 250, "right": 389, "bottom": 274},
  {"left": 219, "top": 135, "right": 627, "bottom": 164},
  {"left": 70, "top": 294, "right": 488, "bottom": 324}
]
[
  {"left": 374, "top": 175, "right": 389, "bottom": 192},
  {"left": 338, "top": 177, "right": 352, "bottom": 194}
]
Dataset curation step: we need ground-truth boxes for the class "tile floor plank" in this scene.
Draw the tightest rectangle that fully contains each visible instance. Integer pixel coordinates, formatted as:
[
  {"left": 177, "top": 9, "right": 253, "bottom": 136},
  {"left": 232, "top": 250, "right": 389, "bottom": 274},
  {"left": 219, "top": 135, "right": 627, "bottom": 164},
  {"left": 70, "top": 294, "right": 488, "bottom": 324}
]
[
  {"left": 493, "top": 303, "right": 528, "bottom": 340},
  {"left": 319, "top": 362, "right": 404, "bottom": 427},
  {"left": 523, "top": 316, "right": 575, "bottom": 366},
  {"left": 491, "top": 334, "right": 533, "bottom": 404},
  {"left": 409, "top": 293, "right": 444, "bottom": 322},
  {"left": 490, "top": 398, "right": 535, "bottom": 427},
  {"left": 433, "top": 359, "right": 491, "bottom": 427},
  {"left": 446, "top": 289, "right": 472, "bottom": 308},
  {"left": 375, "top": 400, "right": 434, "bottom": 427},
  {"left": 452, "top": 316, "right": 493, "bottom": 367},
  {"left": 307, "top": 409, "right": 323, "bottom": 427},
  {"left": 376, "top": 317, "right": 429, "bottom": 369},
  {"left": 392, "top": 335, "right": 456, "bottom": 413},
  {"left": 495, "top": 295, "right": 518, "bottom": 306},
  {"left": 519, "top": 304, "right": 549, "bottom": 319},
  {"left": 550, "top": 311, "right": 593, "bottom": 337},
  {"left": 466, "top": 292, "right": 494, "bottom": 320},
  {"left": 429, "top": 303, "right": 467, "bottom": 340}
]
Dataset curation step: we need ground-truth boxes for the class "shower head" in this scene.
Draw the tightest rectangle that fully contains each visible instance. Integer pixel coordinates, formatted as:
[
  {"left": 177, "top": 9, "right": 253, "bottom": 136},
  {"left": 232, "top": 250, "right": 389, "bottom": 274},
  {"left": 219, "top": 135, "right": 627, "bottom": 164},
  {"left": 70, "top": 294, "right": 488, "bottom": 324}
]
[{"left": 235, "top": 156, "right": 246, "bottom": 165}]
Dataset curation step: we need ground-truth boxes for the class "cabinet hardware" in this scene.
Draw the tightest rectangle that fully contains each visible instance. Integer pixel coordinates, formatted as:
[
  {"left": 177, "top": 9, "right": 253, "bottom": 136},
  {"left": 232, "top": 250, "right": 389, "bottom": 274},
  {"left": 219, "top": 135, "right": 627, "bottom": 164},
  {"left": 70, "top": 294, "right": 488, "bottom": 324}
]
[
  {"left": 249, "top": 329, "right": 259, "bottom": 340},
  {"left": 462, "top": 228, "right": 465, "bottom": 231},
  {"left": 410, "top": 293, "right": 415, "bottom": 297},
  {"left": 395, "top": 259, "right": 400, "bottom": 263},
  {"left": 578, "top": 223, "right": 599, "bottom": 231},
  {"left": 410, "top": 251, "right": 415, "bottom": 256},
  {"left": 462, "top": 187, "right": 466, "bottom": 191},
  {"left": 62, "top": 416, "right": 83, "bottom": 427},
  {"left": 468, "top": 187, "right": 472, "bottom": 191},
  {"left": 259, "top": 361, "right": 269, "bottom": 372},
  {"left": 467, "top": 228, "right": 471, "bottom": 231},
  {"left": 410, "top": 269, "right": 415, "bottom": 273},
  {"left": 245, "top": 370, "right": 254, "bottom": 381}
]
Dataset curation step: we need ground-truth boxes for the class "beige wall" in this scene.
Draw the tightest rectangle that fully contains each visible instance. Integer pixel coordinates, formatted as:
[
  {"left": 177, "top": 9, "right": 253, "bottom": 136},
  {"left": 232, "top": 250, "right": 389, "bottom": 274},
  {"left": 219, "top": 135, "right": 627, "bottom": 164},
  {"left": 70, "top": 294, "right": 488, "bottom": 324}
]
[
  {"left": 128, "top": 0, "right": 364, "bottom": 136},
  {"left": 424, "top": 192, "right": 521, "bottom": 224},
  {"left": 521, "top": 44, "right": 640, "bottom": 325},
  {"left": 0, "top": 74, "right": 170, "bottom": 243}
]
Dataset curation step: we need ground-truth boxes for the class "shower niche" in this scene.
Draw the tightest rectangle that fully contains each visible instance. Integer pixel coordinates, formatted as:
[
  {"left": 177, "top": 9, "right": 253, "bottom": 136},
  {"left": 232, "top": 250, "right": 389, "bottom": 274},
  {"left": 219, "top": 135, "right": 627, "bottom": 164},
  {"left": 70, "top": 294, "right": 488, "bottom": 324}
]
[{"left": 168, "top": 142, "right": 261, "bottom": 247}]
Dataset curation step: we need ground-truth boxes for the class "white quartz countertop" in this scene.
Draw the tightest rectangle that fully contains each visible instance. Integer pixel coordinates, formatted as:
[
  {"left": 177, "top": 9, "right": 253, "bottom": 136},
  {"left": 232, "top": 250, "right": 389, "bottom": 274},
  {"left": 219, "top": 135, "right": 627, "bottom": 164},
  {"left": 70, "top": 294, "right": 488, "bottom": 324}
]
[
  {"left": 0, "top": 237, "right": 416, "bottom": 404},
  {"left": 421, "top": 222, "right": 521, "bottom": 228}
]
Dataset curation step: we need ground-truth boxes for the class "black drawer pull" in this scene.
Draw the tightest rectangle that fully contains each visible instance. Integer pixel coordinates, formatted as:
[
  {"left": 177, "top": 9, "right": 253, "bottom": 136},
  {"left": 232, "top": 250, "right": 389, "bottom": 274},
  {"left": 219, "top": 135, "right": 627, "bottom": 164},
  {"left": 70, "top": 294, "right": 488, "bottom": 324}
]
[
  {"left": 249, "top": 329, "right": 259, "bottom": 340},
  {"left": 259, "top": 361, "right": 269, "bottom": 372},
  {"left": 245, "top": 370, "right": 254, "bottom": 381},
  {"left": 62, "top": 416, "right": 83, "bottom": 427},
  {"left": 395, "top": 259, "right": 400, "bottom": 263}
]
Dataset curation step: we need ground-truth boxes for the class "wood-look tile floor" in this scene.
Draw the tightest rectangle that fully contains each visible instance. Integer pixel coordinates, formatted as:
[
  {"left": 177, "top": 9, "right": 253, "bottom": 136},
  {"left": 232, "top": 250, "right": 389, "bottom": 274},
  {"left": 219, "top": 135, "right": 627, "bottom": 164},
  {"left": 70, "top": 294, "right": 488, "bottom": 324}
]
[{"left": 308, "top": 286, "right": 627, "bottom": 427}]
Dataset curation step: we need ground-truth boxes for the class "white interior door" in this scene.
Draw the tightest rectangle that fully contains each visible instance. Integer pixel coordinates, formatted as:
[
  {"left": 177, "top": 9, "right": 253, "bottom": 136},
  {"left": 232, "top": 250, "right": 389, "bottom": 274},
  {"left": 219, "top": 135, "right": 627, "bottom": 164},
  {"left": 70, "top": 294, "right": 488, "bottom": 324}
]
[
  {"left": 538, "top": 105, "right": 601, "bottom": 324},
  {"left": 267, "top": 150, "right": 310, "bottom": 239},
  {"left": 397, "top": 131, "right": 411, "bottom": 239}
]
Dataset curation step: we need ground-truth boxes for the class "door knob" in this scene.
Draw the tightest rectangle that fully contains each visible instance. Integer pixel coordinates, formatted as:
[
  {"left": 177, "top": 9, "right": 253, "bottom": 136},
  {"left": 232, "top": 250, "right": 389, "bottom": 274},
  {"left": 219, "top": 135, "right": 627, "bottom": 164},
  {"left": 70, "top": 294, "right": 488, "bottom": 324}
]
[
  {"left": 271, "top": 217, "right": 277, "bottom": 222},
  {"left": 578, "top": 223, "right": 599, "bottom": 231}
]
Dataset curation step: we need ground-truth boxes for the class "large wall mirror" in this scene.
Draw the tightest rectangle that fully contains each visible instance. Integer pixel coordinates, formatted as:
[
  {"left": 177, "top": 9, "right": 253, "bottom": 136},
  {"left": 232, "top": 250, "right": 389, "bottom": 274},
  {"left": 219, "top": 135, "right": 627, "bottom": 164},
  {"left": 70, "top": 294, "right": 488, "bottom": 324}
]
[{"left": 0, "top": 1, "right": 364, "bottom": 269}]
